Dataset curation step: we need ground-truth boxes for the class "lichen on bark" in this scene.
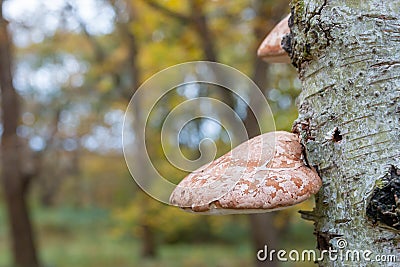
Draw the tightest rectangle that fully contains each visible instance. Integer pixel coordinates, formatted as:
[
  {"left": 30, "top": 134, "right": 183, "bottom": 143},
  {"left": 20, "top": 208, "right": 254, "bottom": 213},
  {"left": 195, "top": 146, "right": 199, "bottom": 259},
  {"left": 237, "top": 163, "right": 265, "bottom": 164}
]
[
  {"left": 290, "top": 0, "right": 400, "bottom": 266},
  {"left": 286, "top": 0, "right": 331, "bottom": 68}
]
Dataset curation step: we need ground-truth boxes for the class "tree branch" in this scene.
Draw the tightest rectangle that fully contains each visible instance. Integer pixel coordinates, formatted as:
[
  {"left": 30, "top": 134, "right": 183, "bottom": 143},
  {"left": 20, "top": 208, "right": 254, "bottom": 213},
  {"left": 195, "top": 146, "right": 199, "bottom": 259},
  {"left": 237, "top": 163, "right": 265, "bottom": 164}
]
[
  {"left": 145, "top": 0, "right": 190, "bottom": 23},
  {"left": 64, "top": 2, "right": 105, "bottom": 62}
]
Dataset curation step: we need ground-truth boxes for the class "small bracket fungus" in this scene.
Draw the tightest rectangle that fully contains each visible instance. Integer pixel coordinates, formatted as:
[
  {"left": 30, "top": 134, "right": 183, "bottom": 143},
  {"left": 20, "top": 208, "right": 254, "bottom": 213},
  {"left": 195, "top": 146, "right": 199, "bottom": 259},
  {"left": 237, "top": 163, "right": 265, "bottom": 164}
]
[
  {"left": 257, "top": 14, "right": 291, "bottom": 63},
  {"left": 170, "top": 131, "right": 322, "bottom": 214}
]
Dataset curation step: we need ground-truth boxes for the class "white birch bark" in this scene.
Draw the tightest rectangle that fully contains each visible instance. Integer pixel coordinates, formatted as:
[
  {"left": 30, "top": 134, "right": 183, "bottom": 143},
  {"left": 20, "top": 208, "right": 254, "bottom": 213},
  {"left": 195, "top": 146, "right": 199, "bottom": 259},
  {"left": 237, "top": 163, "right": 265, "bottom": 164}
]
[{"left": 287, "top": 0, "right": 400, "bottom": 266}]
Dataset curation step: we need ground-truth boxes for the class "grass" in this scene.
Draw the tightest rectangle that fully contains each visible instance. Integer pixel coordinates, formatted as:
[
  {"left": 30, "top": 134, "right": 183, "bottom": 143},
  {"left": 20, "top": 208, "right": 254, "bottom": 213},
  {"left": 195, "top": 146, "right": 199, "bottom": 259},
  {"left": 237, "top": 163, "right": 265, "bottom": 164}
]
[{"left": 0, "top": 204, "right": 317, "bottom": 267}]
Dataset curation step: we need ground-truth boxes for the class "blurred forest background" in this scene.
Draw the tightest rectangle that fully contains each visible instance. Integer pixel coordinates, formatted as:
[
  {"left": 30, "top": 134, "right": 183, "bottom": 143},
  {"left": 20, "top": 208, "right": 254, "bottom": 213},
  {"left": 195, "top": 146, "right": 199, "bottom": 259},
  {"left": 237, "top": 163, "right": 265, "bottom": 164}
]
[{"left": 0, "top": 0, "right": 317, "bottom": 266}]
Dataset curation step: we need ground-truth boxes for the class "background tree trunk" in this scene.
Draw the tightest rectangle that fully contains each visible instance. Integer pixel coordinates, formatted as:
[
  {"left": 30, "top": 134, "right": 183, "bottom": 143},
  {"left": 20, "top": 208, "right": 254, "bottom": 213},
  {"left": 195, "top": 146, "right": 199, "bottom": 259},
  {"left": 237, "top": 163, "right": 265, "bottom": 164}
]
[
  {"left": 121, "top": 2, "right": 157, "bottom": 258},
  {"left": 288, "top": 0, "right": 400, "bottom": 265},
  {"left": 0, "top": 2, "right": 39, "bottom": 267},
  {"left": 247, "top": 43, "right": 280, "bottom": 267},
  {"left": 247, "top": 2, "right": 290, "bottom": 266}
]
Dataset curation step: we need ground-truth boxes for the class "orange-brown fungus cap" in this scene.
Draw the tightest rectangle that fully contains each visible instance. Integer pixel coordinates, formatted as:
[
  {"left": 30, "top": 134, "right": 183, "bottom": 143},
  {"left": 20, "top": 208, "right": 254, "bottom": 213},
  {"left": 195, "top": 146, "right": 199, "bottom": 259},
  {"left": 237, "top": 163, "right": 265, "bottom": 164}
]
[{"left": 170, "top": 131, "right": 322, "bottom": 214}]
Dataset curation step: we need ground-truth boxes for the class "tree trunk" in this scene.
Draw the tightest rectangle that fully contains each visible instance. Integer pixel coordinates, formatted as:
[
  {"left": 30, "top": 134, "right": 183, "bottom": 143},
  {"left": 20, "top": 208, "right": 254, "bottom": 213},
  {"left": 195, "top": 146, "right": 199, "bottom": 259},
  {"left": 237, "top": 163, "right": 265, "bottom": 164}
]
[
  {"left": 190, "top": 0, "right": 218, "bottom": 62},
  {"left": 0, "top": 3, "right": 39, "bottom": 267},
  {"left": 123, "top": 2, "right": 158, "bottom": 258},
  {"left": 288, "top": 0, "right": 400, "bottom": 265}
]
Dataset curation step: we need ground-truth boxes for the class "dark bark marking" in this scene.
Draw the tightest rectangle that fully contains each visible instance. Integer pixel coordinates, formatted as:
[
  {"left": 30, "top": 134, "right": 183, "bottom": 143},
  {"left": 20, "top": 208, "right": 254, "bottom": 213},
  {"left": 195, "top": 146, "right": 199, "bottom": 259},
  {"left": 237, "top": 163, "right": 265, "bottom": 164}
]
[
  {"left": 288, "top": 0, "right": 331, "bottom": 68},
  {"left": 316, "top": 231, "right": 342, "bottom": 251},
  {"left": 366, "top": 165, "right": 400, "bottom": 231},
  {"left": 332, "top": 128, "right": 342, "bottom": 142}
]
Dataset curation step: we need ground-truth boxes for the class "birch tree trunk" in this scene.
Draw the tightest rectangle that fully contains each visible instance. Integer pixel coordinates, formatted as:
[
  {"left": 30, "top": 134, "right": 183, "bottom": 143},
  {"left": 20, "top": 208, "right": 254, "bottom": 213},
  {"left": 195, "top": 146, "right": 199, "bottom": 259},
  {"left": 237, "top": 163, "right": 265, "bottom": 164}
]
[{"left": 287, "top": 0, "right": 400, "bottom": 266}]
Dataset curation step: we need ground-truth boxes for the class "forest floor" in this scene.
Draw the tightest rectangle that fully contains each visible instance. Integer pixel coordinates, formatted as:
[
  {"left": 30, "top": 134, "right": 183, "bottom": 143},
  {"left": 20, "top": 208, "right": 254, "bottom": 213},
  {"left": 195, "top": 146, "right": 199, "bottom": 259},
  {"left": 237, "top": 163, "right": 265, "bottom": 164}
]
[{"left": 0, "top": 204, "right": 315, "bottom": 267}]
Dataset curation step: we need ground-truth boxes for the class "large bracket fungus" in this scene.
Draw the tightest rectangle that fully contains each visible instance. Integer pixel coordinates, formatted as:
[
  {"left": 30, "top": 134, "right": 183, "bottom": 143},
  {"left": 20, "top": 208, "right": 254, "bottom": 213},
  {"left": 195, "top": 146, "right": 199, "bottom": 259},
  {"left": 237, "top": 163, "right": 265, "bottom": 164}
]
[{"left": 170, "top": 131, "right": 322, "bottom": 214}]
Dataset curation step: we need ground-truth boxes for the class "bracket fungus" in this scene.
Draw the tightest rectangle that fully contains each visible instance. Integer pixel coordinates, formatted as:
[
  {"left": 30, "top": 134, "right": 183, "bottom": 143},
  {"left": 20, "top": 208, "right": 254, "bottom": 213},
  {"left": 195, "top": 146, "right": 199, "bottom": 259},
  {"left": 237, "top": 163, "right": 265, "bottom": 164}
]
[
  {"left": 257, "top": 14, "right": 290, "bottom": 63},
  {"left": 170, "top": 131, "right": 322, "bottom": 214}
]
